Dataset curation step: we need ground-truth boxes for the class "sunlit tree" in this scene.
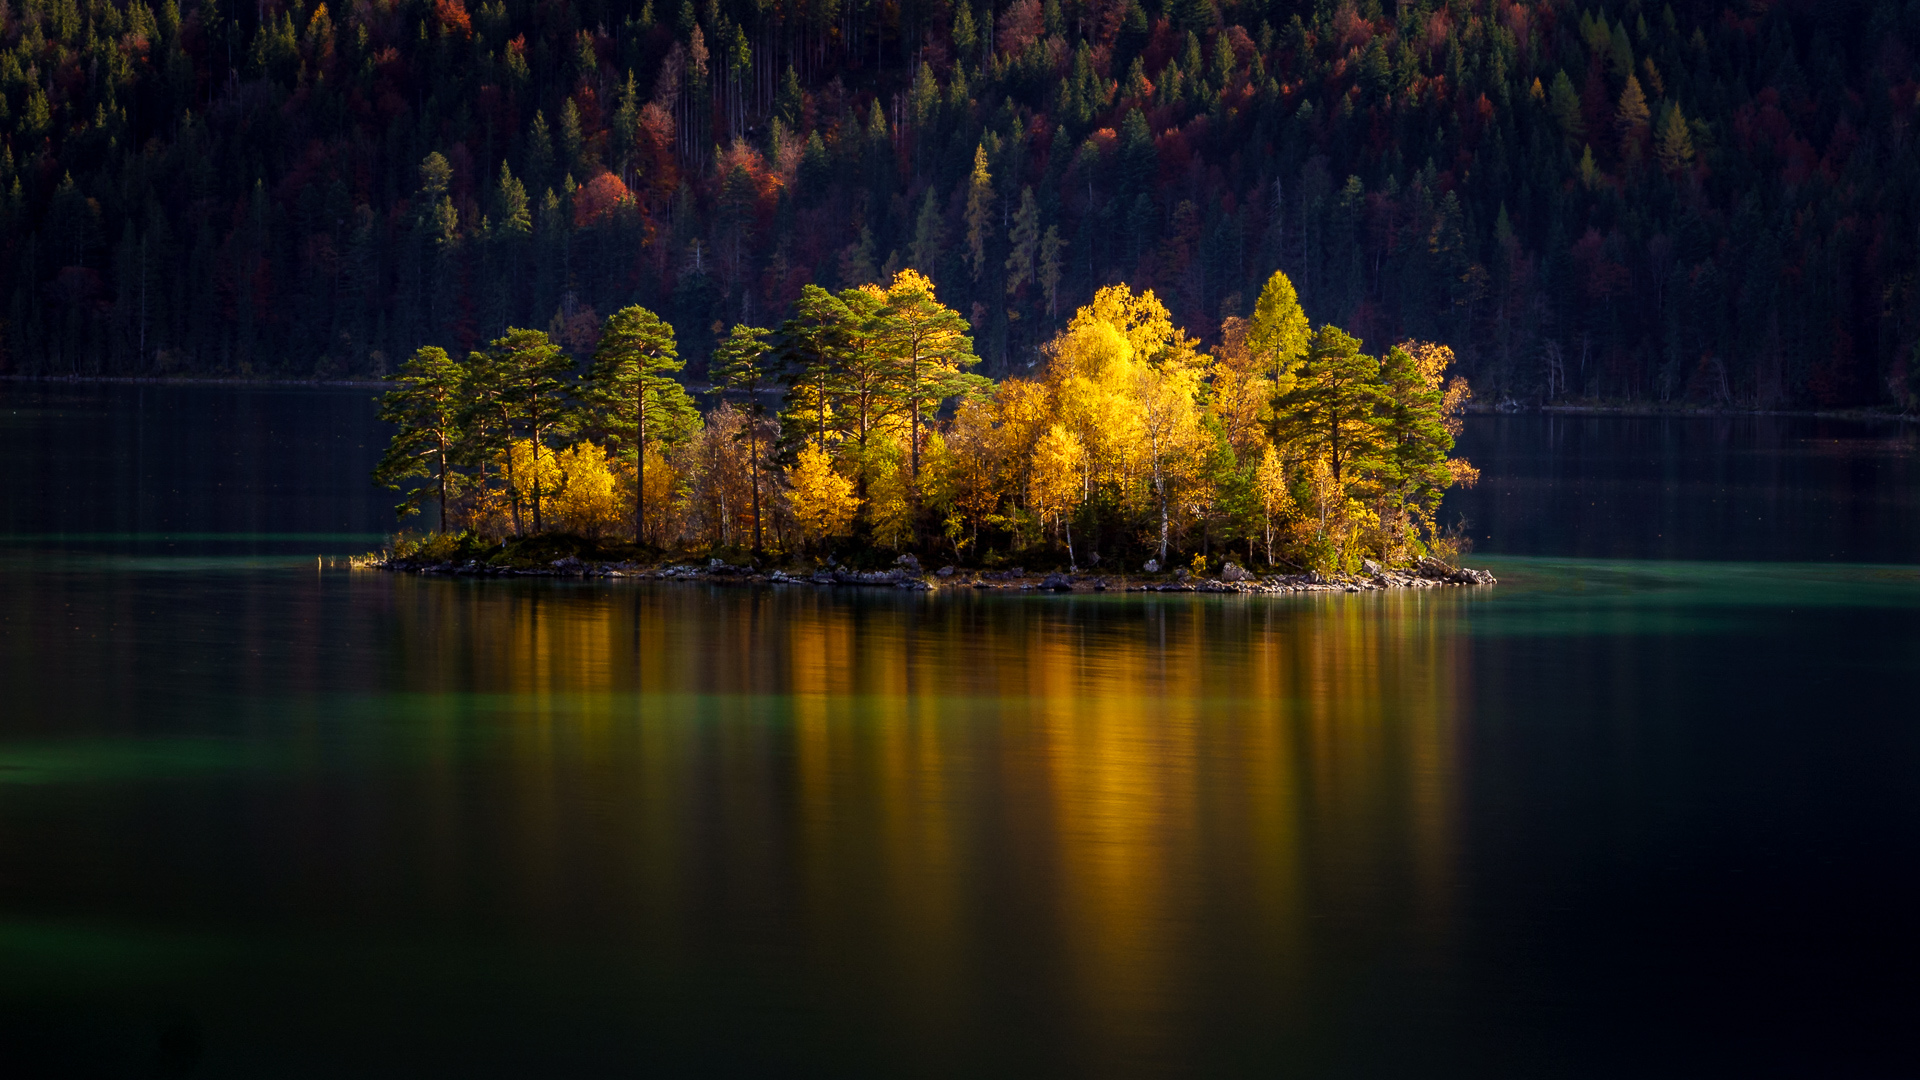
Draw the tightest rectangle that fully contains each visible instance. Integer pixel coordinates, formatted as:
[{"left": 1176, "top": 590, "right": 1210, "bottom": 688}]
[{"left": 786, "top": 443, "right": 860, "bottom": 549}]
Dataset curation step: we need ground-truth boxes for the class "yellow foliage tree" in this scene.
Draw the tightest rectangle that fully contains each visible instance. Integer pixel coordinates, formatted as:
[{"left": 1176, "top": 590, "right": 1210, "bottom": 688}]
[
  {"left": 925, "top": 398, "right": 1008, "bottom": 554},
  {"left": 547, "top": 441, "right": 630, "bottom": 537},
  {"left": 1254, "top": 444, "right": 1294, "bottom": 566},
  {"left": 860, "top": 436, "right": 918, "bottom": 550},
  {"left": 1210, "top": 315, "right": 1276, "bottom": 456},
  {"left": 470, "top": 439, "right": 566, "bottom": 536},
  {"left": 1029, "top": 423, "right": 1088, "bottom": 563},
  {"left": 785, "top": 443, "right": 860, "bottom": 548},
  {"left": 638, "top": 443, "right": 683, "bottom": 544}
]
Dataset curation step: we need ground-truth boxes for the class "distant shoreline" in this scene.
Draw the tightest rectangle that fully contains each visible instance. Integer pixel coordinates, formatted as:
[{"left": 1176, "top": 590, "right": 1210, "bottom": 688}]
[
  {"left": 7, "top": 375, "right": 1916, "bottom": 422},
  {"left": 1467, "top": 400, "right": 1920, "bottom": 423},
  {"left": 1, "top": 373, "right": 390, "bottom": 389}
]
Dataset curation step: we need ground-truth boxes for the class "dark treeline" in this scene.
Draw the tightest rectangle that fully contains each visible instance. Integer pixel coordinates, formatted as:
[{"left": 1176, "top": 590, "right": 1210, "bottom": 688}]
[{"left": 3, "top": 0, "right": 1917, "bottom": 409}]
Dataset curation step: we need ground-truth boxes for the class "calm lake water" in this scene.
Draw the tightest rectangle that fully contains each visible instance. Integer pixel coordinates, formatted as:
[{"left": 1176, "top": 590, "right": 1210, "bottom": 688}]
[{"left": 1, "top": 384, "right": 1917, "bottom": 1077}]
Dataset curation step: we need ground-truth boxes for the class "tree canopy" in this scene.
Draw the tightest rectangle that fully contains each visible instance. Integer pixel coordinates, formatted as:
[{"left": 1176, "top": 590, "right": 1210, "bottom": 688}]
[{"left": 3, "top": 0, "right": 1913, "bottom": 412}]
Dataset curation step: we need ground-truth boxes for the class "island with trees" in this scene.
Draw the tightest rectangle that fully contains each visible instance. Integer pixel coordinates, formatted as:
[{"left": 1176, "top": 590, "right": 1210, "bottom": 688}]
[{"left": 371, "top": 268, "right": 1494, "bottom": 592}]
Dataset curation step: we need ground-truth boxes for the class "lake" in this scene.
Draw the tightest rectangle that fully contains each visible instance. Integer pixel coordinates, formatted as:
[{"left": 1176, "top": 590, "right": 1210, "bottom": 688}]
[{"left": 1, "top": 383, "right": 1917, "bottom": 1077}]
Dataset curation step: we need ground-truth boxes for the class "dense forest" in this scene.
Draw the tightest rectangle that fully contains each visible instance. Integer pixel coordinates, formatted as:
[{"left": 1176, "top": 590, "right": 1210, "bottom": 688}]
[{"left": 1, "top": 0, "right": 1916, "bottom": 409}]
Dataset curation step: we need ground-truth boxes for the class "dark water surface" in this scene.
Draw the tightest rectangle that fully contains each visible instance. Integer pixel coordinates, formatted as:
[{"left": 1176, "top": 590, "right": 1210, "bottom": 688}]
[{"left": 1, "top": 385, "right": 1917, "bottom": 1077}]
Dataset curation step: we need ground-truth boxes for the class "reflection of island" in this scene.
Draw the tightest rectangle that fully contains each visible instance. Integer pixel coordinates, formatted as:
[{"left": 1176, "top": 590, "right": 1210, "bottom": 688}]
[
  {"left": 375, "top": 271, "right": 1485, "bottom": 583},
  {"left": 377, "top": 580, "right": 1470, "bottom": 1070}
]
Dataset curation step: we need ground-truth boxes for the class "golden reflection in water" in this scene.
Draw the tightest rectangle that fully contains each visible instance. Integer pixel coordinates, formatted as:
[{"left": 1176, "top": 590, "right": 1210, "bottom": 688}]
[{"left": 382, "top": 578, "right": 1467, "bottom": 1065}]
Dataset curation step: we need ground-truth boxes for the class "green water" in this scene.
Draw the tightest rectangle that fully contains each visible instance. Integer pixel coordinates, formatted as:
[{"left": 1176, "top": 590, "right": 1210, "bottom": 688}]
[{"left": 1, "top": 386, "right": 1917, "bottom": 1076}]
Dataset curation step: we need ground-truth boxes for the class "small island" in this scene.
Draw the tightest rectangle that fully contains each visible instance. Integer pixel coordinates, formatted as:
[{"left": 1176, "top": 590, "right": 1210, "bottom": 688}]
[{"left": 370, "top": 269, "right": 1493, "bottom": 592}]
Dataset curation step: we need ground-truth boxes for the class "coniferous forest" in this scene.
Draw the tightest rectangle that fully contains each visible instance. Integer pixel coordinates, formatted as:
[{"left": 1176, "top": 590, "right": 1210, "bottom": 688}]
[{"left": 2, "top": 0, "right": 1917, "bottom": 410}]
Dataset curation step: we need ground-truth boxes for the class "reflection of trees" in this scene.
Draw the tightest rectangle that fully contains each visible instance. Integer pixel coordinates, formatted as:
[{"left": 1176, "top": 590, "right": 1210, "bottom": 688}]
[{"left": 375, "top": 583, "right": 1471, "bottom": 1067}]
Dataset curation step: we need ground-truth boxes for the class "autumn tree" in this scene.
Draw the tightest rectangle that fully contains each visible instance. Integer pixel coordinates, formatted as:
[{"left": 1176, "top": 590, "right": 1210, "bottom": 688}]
[
  {"left": 465, "top": 329, "right": 575, "bottom": 535},
  {"left": 1656, "top": 105, "right": 1695, "bottom": 176},
  {"left": 1029, "top": 423, "right": 1087, "bottom": 563},
  {"left": 1253, "top": 444, "right": 1294, "bottom": 566},
  {"left": 1247, "top": 270, "right": 1311, "bottom": 388},
  {"left": 786, "top": 444, "right": 859, "bottom": 549}
]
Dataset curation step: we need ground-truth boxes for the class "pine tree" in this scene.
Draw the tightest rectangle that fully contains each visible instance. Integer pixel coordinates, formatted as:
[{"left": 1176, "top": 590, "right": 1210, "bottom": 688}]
[
  {"left": 1272, "top": 326, "right": 1385, "bottom": 489},
  {"left": 585, "top": 306, "right": 699, "bottom": 544},
  {"left": 1005, "top": 186, "right": 1040, "bottom": 294},
  {"left": 1548, "top": 70, "right": 1585, "bottom": 143},
  {"left": 774, "top": 285, "right": 852, "bottom": 456},
  {"left": 909, "top": 187, "right": 946, "bottom": 273},
  {"left": 965, "top": 144, "right": 994, "bottom": 283},
  {"left": 877, "top": 269, "right": 981, "bottom": 486},
  {"left": 375, "top": 346, "right": 466, "bottom": 531},
  {"left": 1360, "top": 344, "right": 1455, "bottom": 558},
  {"left": 710, "top": 323, "right": 775, "bottom": 550},
  {"left": 1038, "top": 226, "right": 1065, "bottom": 321}
]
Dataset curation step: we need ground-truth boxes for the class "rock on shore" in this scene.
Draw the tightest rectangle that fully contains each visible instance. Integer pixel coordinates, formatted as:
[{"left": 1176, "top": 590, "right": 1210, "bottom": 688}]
[{"left": 372, "top": 553, "right": 1495, "bottom": 593}]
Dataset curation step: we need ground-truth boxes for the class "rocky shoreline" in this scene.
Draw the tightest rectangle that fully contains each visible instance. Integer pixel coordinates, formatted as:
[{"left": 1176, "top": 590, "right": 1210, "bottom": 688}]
[{"left": 371, "top": 553, "right": 1495, "bottom": 594}]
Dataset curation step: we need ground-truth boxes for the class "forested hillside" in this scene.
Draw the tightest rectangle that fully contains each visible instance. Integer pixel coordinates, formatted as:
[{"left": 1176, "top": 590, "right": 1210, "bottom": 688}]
[{"left": 2, "top": 0, "right": 1915, "bottom": 408}]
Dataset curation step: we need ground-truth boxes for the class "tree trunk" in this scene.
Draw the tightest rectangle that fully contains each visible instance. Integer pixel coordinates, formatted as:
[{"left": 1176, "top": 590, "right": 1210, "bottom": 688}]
[
  {"left": 635, "top": 397, "right": 649, "bottom": 546},
  {"left": 749, "top": 419, "right": 762, "bottom": 552}
]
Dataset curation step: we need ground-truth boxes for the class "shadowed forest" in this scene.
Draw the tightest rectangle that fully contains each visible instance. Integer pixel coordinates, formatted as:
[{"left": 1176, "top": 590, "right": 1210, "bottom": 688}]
[{"left": 3, "top": 0, "right": 1916, "bottom": 410}]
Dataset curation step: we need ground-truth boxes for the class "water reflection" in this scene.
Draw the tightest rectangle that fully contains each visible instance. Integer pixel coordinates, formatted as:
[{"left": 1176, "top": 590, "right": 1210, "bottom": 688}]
[
  {"left": 4, "top": 554, "right": 1917, "bottom": 1073},
  {"left": 349, "top": 580, "right": 1475, "bottom": 1069}
]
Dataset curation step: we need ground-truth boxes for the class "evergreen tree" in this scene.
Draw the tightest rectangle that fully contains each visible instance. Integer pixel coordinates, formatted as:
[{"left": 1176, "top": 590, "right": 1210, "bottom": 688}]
[
  {"left": 775, "top": 285, "right": 852, "bottom": 457},
  {"left": 877, "top": 269, "right": 981, "bottom": 486},
  {"left": 375, "top": 346, "right": 466, "bottom": 531},
  {"left": 711, "top": 323, "right": 776, "bottom": 550},
  {"left": 585, "top": 306, "right": 699, "bottom": 544},
  {"left": 964, "top": 144, "right": 995, "bottom": 283},
  {"left": 1273, "top": 326, "right": 1386, "bottom": 489},
  {"left": 469, "top": 328, "right": 576, "bottom": 535}
]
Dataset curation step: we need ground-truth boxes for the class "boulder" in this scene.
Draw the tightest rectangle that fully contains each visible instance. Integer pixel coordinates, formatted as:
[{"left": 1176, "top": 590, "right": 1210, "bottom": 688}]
[
  {"left": 895, "top": 553, "right": 921, "bottom": 571},
  {"left": 936, "top": 565, "right": 956, "bottom": 578},
  {"left": 1142, "top": 559, "right": 1160, "bottom": 573},
  {"left": 1219, "top": 562, "right": 1253, "bottom": 582},
  {"left": 1041, "top": 573, "right": 1073, "bottom": 592},
  {"left": 1361, "top": 558, "right": 1384, "bottom": 576}
]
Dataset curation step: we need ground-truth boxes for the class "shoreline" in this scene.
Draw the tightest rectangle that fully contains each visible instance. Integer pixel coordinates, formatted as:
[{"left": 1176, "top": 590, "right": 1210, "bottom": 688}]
[
  {"left": 1469, "top": 400, "right": 1919, "bottom": 423},
  {"left": 6, "top": 374, "right": 1914, "bottom": 423},
  {"left": 368, "top": 555, "right": 1497, "bottom": 594},
  {"left": 1, "top": 373, "right": 389, "bottom": 389}
]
